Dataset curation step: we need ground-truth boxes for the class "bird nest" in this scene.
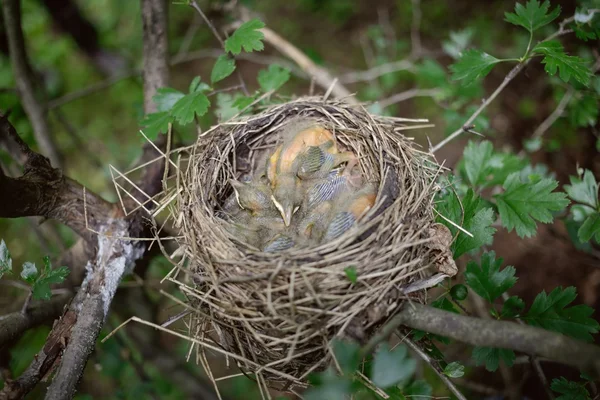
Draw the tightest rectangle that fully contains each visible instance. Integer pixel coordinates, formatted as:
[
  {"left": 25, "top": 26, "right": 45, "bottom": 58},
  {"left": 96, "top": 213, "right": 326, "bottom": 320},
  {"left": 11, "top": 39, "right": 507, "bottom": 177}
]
[{"left": 158, "top": 97, "right": 455, "bottom": 394}]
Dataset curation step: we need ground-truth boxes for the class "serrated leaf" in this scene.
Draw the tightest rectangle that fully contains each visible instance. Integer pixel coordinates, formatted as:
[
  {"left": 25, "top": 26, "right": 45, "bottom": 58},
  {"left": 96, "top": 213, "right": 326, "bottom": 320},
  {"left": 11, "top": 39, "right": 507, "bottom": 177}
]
[
  {"left": 565, "top": 169, "right": 599, "bottom": 210},
  {"left": 568, "top": 94, "right": 599, "bottom": 127},
  {"left": 442, "top": 29, "right": 474, "bottom": 59},
  {"left": 140, "top": 112, "right": 172, "bottom": 141},
  {"left": 43, "top": 265, "right": 69, "bottom": 285},
  {"left": 32, "top": 281, "right": 52, "bottom": 300},
  {"left": 533, "top": 40, "right": 591, "bottom": 86},
  {"left": 578, "top": 213, "right": 600, "bottom": 242},
  {"left": 472, "top": 347, "right": 515, "bottom": 372},
  {"left": 304, "top": 369, "right": 351, "bottom": 400},
  {"left": 344, "top": 266, "right": 358, "bottom": 284},
  {"left": 463, "top": 140, "right": 494, "bottom": 187},
  {"left": 465, "top": 251, "right": 516, "bottom": 303},
  {"left": 443, "top": 361, "right": 465, "bottom": 378},
  {"left": 551, "top": 377, "right": 591, "bottom": 400},
  {"left": 171, "top": 92, "right": 211, "bottom": 125},
  {"left": 432, "top": 297, "right": 459, "bottom": 314},
  {"left": 504, "top": 0, "right": 561, "bottom": 33},
  {"left": 495, "top": 173, "right": 570, "bottom": 238},
  {"left": 371, "top": 344, "right": 416, "bottom": 388},
  {"left": 437, "top": 189, "right": 496, "bottom": 258},
  {"left": 152, "top": 87, "right": 185, "bottom": 112},
  {"left": 522, "top": 286, "right": 599, "bottom": 342},
  {"left": 404, "top": 380, "right": 432, "bottom": 397},
  {"left": 225, "top": 19, "right": 265, "bottom": 55},
  {"left": 450, "top": 49, "right": 502, "bottom": 83},
  {"left": 20, "top": 262, "right": 38, "bottom": 283},
  {"left": 211, "top": 55, "right": 236, "bottom": 84},
  {"left": 332, "top": 339, "right": 361, "bottom": 375},
  {"left": 257, "top": 64, "right": 290, "bottom": 92},
  {"left": 0, "top": 239, "right": 12, "bottom": 278},
  {"left": 501, "top": 296, "right": 526, "bottom": 318}
]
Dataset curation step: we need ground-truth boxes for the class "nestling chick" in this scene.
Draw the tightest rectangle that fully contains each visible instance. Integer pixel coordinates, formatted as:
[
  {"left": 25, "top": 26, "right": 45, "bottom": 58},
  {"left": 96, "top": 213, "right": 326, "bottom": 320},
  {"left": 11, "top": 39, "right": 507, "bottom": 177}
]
[
  {"left": 322, "top": 183, "right": 377, "bottom": 243},
  {"left": 263, "top": 234, "right": 295, "bottom": 252},
  {"left": 229, "top": 179, "right": 274, "bottom": 214},
  {"left": 271, "top": 174, "right": 304, "bottom": 226},
  {"left": 303, "top": 171, "right": 363, "bottom": 211},
  {"left": 295, "top": 141, "right": 356, "bottom": 180},
  {"left": 295, "top": 201, "right": 333, "bottom": 243}
]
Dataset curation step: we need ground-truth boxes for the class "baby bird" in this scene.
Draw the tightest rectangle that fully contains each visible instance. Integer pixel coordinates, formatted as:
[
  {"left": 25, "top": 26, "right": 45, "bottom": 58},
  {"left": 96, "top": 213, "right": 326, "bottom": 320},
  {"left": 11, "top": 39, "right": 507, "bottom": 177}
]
[
  {"left": 263, "top": 233, "right": 295, "bottom": 252},
  {"left": 322, "top": 184, "right": 378, "bottom": 243},
  {"left": 296, "top": 141, "right": 358, "bottom": 180},
  {"left": 229, "top": 179, "right": 274, "bottom": 215},
  {"left": 295, "top": 201, "right": 333, "bottom": 243},
  {"left": 303, "top": 171, "right": 363, "bottom": 211}
]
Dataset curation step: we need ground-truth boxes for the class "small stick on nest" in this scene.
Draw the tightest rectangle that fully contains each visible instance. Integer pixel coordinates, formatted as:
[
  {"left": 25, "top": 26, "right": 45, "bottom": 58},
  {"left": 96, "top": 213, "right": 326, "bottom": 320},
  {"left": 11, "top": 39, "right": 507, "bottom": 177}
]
[{"left": 152, "top": 97, "right": 455, "bottom": 394}]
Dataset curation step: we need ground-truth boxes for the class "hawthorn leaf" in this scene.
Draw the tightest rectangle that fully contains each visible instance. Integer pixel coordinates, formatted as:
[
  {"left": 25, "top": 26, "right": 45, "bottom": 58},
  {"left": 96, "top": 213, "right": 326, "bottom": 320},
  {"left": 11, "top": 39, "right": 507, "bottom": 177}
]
[
  {"left": 551, "top": 377, "right": 591, "bottom": 400},
  {"left": 465, "top": 251, "right": 516, "bottom": 303},
  {"left": 443, "top": 362, "right": 465, "bottom": 378},
  {"left": 20, "top": 262, "right": 38, "bottom": 283},
  {"left": 152, "top": 87, "right": 185, "bottom": 112},
  {"left": 450, "top": 49, "right": 502, "bottom": 83},
  {"left": 463, "top": 140, "right": 494, "bottom": 187},
  {"left": 501, "top": 295, "right": 526, "bottom": 318},
  {"left": 522, "top": 286, "right": 599, "bottom": 342},
  {"left": 171, "top": 92, "right": 211, "bottom": 125},
  {"left": 504, "top": 0, "right": 561, "bottom": 33},
  {"left": 332, "top": 340, "right": 361, "bottom": 375},
  {"left": 140, "top": 112, "right": 172, "bottom": 141},
  {"left": 344, "top": 266, "right": 358, "bottom": 284},
  {"left": 495, "top": 173, "right": 570, "bottom": 238},
  {"left": 533, "top": 40, "right": 592, "bottom": 86},
  {"left": 371, "top": 344, "right": 416, "bottom": 388},
  {"left": 565, "top": 169, "right": 598, "bottom": 209},
  {"left": 472, "top": 347, "right": 515, "bottom": 372},
  {"left": 578, "top": 213, "right": 600, "bottom": 242},
  {"left": 225, "top": 19, "right": 265, "bottom": 55},
  {"left": 257, "top": 64, "right": 290, "bottom": 92},
  {"left": 211, "top": 55, "right": 236, "bottom": 84}
]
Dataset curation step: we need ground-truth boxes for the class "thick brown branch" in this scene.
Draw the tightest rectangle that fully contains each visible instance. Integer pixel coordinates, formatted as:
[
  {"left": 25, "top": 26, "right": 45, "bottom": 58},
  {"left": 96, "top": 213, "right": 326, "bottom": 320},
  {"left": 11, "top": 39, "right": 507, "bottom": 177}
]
[
  {"left": 0, "top": 293, "right": 72, "bottom": 349},
  {"left": 1, "top": 0, "right": 61, "bottom": 167},
  {"left": 365, "top": 302, "right": 600, "bottom": 378}
]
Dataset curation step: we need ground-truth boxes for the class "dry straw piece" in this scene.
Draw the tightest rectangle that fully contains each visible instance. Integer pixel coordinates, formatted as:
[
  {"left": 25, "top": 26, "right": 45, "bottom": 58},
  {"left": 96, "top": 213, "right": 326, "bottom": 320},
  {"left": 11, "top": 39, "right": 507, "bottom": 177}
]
[{"left": 161, "top": 97, "right": 455, "bottom": 393}]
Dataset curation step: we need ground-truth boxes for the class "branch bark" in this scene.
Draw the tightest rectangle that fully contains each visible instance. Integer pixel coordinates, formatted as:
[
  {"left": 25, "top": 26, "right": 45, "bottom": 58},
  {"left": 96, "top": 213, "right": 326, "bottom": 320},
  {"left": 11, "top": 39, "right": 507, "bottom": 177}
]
[
  {"left": 1, "top": 0, "right": 61, "bottom": 167},
  {"left": 364, "top": 302, "right": 600, "bottom": 378}
]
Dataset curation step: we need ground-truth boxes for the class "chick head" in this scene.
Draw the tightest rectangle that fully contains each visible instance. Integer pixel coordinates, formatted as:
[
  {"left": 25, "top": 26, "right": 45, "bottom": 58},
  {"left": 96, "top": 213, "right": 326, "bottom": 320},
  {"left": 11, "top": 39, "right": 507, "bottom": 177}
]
[{"left": 271, "top": 174, "right": 302, "bottom": 226}]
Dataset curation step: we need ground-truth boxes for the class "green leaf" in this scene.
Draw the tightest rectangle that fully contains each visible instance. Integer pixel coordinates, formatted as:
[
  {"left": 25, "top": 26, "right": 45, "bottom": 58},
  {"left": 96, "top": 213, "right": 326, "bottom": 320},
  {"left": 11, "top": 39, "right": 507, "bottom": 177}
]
[
  {"left": 442, "top": 29, "right": 474, "bottom": 59},
  {"left": 403, "top": 380, "right": 432, "bottom": 397},
  {"left": 171, "top": 92, "right": 211, "bottom": 125},
  {"left": 504, "top": 0, "right": 561, "bottom": 33},
  {"left": 371, "top": 344, "right": 416, "bottom": 388},
  {"left": 465, "top": 251, "right": 516, "bottom": 303},
  {"left": 463, "top": 140, "right": 494, "bottom": 187},
  {"left": 31, "top": 281, "right": 52, "bottom": 300},
  {"left": 533, "top": 40, "right": 592, "bottom": 86},
  {"left": 551, "top": 377, "right": 590, "bottom": 400},
  {"left": 501, "top": 296, "right": 526, "bottom": 318},
  {"left": 450, "top": 284, "right": 468, "bottom": 301},
  {"left": 432, "top": 296, "right": 459, "bottom": 314},
  {"left": 257, "top": 64, "right": 290, "bottom": 92},
  {"left": 472, "top": 347, "right": 515, "bottom": 372},
  {"left": 140, "top": 112, "right": 172, "bottom": 141},
  {"left": 152, "top": 87, "right": 185, "bottom": 112},
  {"left": 20, "top": 262, "right": 38, "bottom": 284},
  {"left": 344, "top": 266, "right": 358, "bottom": 284},
  {"left": 225, "top": 19, "right": 265, "bottom": 55},
  {"left": 568, "top": 94, "right": 599, "bottom": 127},
  {"left": 454, "top": 192, "right": 496, "bottom": 258},
  {"left": 304, "top": 369, "right": 351, "bottom": 400},
  {"left": 522, "top": 286, "right": 599, "bottom": 342},
  {"left": 332, "top": 340, "right": 361, "bottom": 375},
  {"left": 565, "top": 169, "right": 599, "bottom": 209},
  {"left": 578, "top": 213, "right": 600, "bottom": 242},
  {"left": 450, "top": 49, "right": 503, "bottom": 83},
  {"left": 495, "top": 173, "right": 570, "bottom": 238},
  {"left": 0, "top": 239, "right": 12, "bottom": 278},
  {"left": 211, "top": 55, "right": 236, "bottom": 84},
  {"left": 443, "top": 361, "right": 465, "bottom": 378}
]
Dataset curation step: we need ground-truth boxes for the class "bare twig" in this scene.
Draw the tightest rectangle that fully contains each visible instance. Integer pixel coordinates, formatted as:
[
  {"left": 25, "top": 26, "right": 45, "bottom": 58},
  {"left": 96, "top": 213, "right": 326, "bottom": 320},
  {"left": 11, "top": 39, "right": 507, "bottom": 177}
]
[
  {"left": 1, "top": 0, "right": 61, "bottom": 167},
  {"left": 339, "top": 60, "right": 415, "bottom": 84},
  {"left": 0, "top": 292, "right": 71, "bottom": 348},
  {"left": 532, "top": 87, "right": 575, "bottom": 139},
  {"left": 410, "top": 0, "right": 422, "bottom": 58},
  {"left": 141, "top": 0, "right": 169, "bottom": 114},
  {"left": 404, "top": 338, "right": 467, "bottom": 400},
  {"left": 363, "top": 302, "right": 600, "bottom": 377},
  {"left": 378, "top": 88, "right": 441, "bottom": 108}
]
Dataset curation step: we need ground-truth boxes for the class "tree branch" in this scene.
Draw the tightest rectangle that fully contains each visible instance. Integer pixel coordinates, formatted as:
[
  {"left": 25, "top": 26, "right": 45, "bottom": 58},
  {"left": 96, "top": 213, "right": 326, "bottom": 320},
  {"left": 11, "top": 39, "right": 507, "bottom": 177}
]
[
  {"left": 1, "top": 0, "right": 61, "bottom": 167},
  {"left": 0, "top": 293, "right": 72, "bottom": 349},
  {"left": 364, "top": 302, "right": 600, "bottom": 378},
  {"left": 141, "top": 0, "right": 169, "bottom": 114}
]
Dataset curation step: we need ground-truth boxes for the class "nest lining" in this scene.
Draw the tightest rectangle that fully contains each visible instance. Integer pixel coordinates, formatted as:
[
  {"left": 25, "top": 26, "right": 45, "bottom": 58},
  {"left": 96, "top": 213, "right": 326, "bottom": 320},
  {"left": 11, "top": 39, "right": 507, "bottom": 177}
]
[{"left": 169, "top": 97, "right": 450, "bottom": 389}]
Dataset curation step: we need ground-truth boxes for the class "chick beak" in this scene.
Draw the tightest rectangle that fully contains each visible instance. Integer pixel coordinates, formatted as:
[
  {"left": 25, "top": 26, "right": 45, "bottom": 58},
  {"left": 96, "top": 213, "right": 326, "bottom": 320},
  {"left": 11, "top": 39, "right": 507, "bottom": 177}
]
[{"left": 272, "top": 195, "right": 293, "bottom": 226}]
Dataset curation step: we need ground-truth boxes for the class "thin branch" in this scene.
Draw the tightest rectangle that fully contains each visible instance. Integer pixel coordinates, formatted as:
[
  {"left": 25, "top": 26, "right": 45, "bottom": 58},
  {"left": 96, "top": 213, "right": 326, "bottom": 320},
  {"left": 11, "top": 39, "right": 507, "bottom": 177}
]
[
  {"left": 532, "top": 87, "right": 574, "bottom": 139},
  {"left": 363, "top": 302, "right": 600, "bottom": 378},
  {"left": 409, "top": 0, "right": 422, "bottom": 58},
  {"left": 1, "top": 0, "right": 61, "bottom": 167},
  {"left": 339, "top": 60, "right": 415, "bottom": 84},
  {"left": 404, "top": 338, "right": 467, "bottom": 400},
  {"left": 141, "top": 0, "right": 169, "bottom": 114},
  {"left": 431, "top": 61, "right": 527, "bottom": 153},
  {"left": 378, "top": 88, "right": 441, "bottom": 108},
  {"left": 0, "top": 292, "right": 71, "bottom": 349}
]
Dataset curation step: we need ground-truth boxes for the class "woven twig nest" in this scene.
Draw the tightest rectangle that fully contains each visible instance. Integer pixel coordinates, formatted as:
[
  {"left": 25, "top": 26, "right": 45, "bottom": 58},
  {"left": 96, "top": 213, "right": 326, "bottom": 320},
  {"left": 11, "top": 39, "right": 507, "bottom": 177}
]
[{"left": 169, "top": 97, "right": 455, "bottom": 392}]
